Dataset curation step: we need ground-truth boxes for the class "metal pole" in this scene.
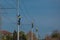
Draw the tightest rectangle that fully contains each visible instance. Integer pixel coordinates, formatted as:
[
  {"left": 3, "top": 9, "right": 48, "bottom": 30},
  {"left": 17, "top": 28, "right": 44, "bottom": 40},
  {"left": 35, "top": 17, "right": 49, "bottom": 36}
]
[
  {"left": 0, "top": 11, "right": 2, "bottom": 40},
  {"left": 17, "top": 25, "right": 19, "bottom": 40},
  {"left": 31, "top": 21, "right": 34, "bottom": 40},
  {"left": 17, "top": 15, "right": 21, "bottom": 40},
  {"left": 31, "top": 28, "right": 33, "bottom": 40},
  {"left": 17, "top": 0, "right": 20, "bottom": 40},
  {"left": 36, "top": 27, "right": 38, "bottom": 40}
]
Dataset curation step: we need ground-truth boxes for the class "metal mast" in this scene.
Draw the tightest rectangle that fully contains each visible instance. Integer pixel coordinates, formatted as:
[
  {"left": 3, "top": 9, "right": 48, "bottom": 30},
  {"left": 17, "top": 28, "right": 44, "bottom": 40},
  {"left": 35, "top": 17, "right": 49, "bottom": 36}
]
[
  {"left": 17, "top": 0, "right": 21, "bottom": 40},
  {"left": 0, "top": 8, "right": 2, "bottom": 40},
  {"left": 0, "top": 13, "right": 1, "bottom": 30},
  {"left": 31, "top": 21, "right": 34, "bottom": 40},
  {"left": 17, "top": 15, "right": 21, "bottom": 40},
  {"left": 36, "top": 27, "right": 39, "bottom": 40}
]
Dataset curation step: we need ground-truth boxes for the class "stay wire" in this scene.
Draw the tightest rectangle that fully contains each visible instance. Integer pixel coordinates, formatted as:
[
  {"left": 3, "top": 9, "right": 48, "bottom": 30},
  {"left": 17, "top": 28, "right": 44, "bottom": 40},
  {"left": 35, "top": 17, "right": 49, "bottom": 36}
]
[
  {"left": 21, "top": 1, "right": 35, "bottom": 22},
  {"left": 21, "top": 0, "right": 40, "bottom": 34}
]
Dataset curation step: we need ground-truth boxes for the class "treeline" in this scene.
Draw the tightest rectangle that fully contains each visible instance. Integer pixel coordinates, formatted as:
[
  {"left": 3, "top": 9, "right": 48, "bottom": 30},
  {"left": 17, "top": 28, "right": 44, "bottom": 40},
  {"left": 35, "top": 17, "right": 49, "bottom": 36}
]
[
  {"left": 2, "top": 30, "right": 27, "bottom": 40},
  {"left": 1, "top": 30, "right": 60, "bottom": 40},
  {"left": 45, "top": 30, "right": 60, "bottom": 40}
]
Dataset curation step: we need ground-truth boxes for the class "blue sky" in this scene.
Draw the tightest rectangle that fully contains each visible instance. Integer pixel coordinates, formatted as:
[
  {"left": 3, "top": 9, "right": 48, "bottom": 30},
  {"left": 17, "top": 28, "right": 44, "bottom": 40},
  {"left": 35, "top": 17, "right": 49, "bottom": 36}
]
[{"left": 0, "top": 0, "right": 60, "bottom": 38}]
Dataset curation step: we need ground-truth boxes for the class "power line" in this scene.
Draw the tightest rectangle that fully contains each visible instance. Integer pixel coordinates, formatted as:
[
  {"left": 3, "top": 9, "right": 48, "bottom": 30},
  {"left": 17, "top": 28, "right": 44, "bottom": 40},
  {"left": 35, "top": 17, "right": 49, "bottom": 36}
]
[
  {"left": 0, "top": 0, "right": 33, "bottom": 23},
  {"left": 0, "top": 4, "right": 16, "bottom": 9},
  {"left": 0, "top": 0, "right": 17, "bottom": 9},
  {"left": 6, "top": 0, "right": 16, "bottom": 7},
  {"left": 1, "top": 7, "right": 31, "bottom": 26},
  {"left": 20, "top": 1, "right": 39, "bottom": 30},
  {"left": 20, "top": 1, "right": 40, "bottom": 37},
  {"left": 20, "top": 1, "right": 35, "bottom": 22},
  {"left": 21, "top": 1, "right": 40, "bottom": 27},
  {"left": 20, "top": 7, "right": 30, "bottom": 22},
  {"left": 0, "top": 0, "right": 16, "bottom": 9},
  {"left": 0, "top": 8, "right": 16, "bottom": 9}
]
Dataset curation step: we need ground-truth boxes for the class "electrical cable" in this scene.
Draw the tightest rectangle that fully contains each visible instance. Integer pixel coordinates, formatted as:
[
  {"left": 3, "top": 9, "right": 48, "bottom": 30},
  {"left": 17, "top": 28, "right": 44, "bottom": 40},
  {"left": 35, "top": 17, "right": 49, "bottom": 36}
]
[
  {"left": 0, "top": 0, "right": 16, "bottom": 9},
  {"left": 21, "top": 0, "right": 40, "bottom": 27},
  {"left": 20, "top": 1, "right": 35, "bottom": 21},
  {"left": 1, "top": 1, "right": 40, "bottom": 39}
]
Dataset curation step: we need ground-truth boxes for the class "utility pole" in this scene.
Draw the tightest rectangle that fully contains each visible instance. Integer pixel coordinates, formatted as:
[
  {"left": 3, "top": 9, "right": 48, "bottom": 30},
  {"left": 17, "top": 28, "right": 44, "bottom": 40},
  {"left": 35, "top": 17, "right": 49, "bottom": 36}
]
[
  {"left": 17, "top": 14, "right": 21, "bottom": 40},
  {"left": 0, "top": 16, "right": 1, "bottom": 40},
  {"left": 0, "top": 14, "right": 1, "bottom": 30},
  {"left": 31, "top": 21, "right": 34, "bottom": 40},
  {"left": 17, "top": 0, "right": 21, "bottom": 40},
  {"left": 0, "top": 10, "right": 2, "bottom": 40},
  {"left": 36, "top": 27, "right": 39, "bottom": 40}
]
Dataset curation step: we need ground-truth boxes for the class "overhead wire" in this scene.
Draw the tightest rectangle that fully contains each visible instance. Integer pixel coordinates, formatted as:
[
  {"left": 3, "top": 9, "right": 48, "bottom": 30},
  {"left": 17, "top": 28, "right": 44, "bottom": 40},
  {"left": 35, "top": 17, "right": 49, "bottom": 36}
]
[
  {"left": 20, "top": 7, "right": 31, "bottom": 24},
  {"left": 20, "top": 1, "right": 39, "bottom": 30},
  {"left": 22, "top": 0, "right": 40, "bottom": 27},
  {"left": 0, "top": 4, "right": 16, "bottom": 23},
  {"left": 21, "top": 1, "right": 40, "bottom": 36},
  {"left": 0, "top": 0, "right": 16, "bottom": 9},
  {"left": 0, "top": 4, "right": 31, "bottom": 26},
  {"left": 20, "top": 0, "right": 38, "bottom": 26},
  {"left": 2, "top": 0, "right": 32, "bottom": 25},
  {"left": 6, "top": 0, "right": 16, "bottom": 8},
  {"left": 0, "top": 4, "right": 17, "bottom": 32},
  {"left": 0, "top": 12, "right": 2, "bottom": 30},
  {"left": 0, "top": 0, "right": 18, "bottom": 26},
  {"left": 0, "top": 0, "right": 39, "bottom": 32}
]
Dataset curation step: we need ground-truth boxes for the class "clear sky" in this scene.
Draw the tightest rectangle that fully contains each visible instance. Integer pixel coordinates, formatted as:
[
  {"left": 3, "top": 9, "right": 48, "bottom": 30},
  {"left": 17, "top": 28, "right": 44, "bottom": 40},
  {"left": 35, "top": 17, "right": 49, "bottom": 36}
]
[{"left": 0, "top": 0, "right": 60, "bottom": 39}]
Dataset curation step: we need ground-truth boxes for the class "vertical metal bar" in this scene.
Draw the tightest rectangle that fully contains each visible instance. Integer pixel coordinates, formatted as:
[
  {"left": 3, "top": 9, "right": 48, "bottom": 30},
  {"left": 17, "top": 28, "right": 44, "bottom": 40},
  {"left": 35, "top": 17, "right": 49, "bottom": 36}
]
[
  {"left": 31, "top": 28, "right": 33, "bottom": 40},
  {"left": 31, "top": 21, "right": 34, "bottom": 40},
  {"left": 17, "top": 0, "right": 20, "bottom": 40},
  {"left": 17, "top": 25, "right": 19, "bottom": 40},
  {"left": 36, "top": 27, "right": 39, "bottom": 40},
  {"left": 0, "top": 10, "right": 2, "bottom": 40}
]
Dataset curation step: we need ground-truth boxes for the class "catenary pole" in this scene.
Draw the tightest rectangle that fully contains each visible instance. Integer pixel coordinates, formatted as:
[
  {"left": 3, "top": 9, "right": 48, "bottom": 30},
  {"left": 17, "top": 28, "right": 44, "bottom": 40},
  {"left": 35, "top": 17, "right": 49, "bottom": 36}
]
[
  {"left": 17, "top": 0, "right": 21, "bottom": 40},
  {"left": 0, "top": 13, "right": 2, "bottom": 40},
  {"left": 17, "top": 15, "right": 21, "bottom": 40},
  {"left": 36, "top": 27, "right": 38, "bottom": 40},
  {"left": 31, "top": 21, "right": 34, "bottom": 40}
]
